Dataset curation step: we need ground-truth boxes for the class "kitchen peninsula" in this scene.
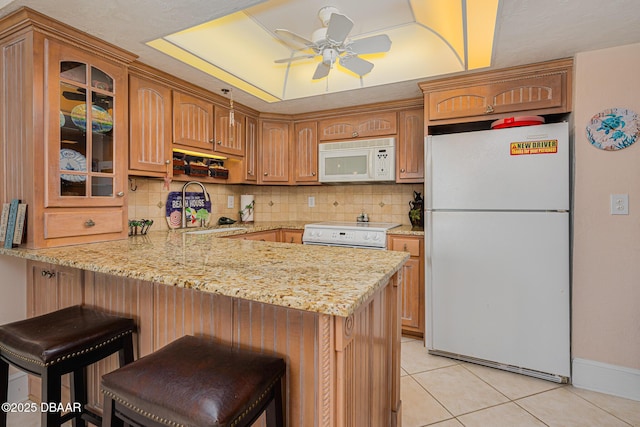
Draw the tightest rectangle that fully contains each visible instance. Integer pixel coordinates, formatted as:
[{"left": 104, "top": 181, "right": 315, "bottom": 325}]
[{"left": 0, "top": 230, "right": 408, "bottom": 427}]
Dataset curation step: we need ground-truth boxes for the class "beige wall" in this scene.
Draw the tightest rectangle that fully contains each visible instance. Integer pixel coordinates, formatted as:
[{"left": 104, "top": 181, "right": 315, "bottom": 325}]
[
  {"left": 128, "top": 178, "right": 422, "bottom": 231},
  {"left": 572, "top": 42, "right": 640, "bottom": 370}
]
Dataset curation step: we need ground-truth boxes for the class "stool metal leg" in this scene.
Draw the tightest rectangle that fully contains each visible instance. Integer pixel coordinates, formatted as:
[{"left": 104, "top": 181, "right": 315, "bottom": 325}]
[{"left": 0, "top": 359, "right": 8, "bottom": 427}]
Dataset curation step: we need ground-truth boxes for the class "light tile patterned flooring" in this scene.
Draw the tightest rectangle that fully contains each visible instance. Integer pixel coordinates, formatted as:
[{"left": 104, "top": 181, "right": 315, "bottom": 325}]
[
  {"left": 7, "top": 337, "right": 640, "bottom": 426},
  {"left": 401, "top": 337, "right": 640, "bottom": 427}
]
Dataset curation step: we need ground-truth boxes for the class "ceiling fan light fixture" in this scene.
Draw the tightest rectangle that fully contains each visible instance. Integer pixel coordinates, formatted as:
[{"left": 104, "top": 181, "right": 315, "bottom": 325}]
[{"left": 322, "top": 48, "right": 338, "bottom": 65}]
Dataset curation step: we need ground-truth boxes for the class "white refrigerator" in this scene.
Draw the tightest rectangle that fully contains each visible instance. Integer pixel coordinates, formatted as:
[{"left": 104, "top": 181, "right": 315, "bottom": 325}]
[{"left": 425, "top": 122, "right": 570, "bottom": 382}]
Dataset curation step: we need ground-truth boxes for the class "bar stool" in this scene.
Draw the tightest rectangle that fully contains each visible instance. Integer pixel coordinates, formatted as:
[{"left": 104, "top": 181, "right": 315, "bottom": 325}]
[
  {"left": 101, "top": 335, "right": 286, "bottom": 427},
  {"left": 0, "top": 305, "right": 135, "bottom": 427}
]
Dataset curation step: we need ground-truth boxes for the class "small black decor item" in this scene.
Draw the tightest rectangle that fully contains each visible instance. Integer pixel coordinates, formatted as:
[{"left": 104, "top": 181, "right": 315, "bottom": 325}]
[{"left": 409, "top": 191, "right": 424, "bottom": 229}]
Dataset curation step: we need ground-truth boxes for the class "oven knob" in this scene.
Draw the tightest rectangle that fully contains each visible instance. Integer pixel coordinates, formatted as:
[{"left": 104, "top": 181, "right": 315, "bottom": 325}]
[
  {"left": 363, "top": 233, "right": 370, "bottom": 240},
  {"left": 373, "top": 234, "right": 381, "bottom": 241}
]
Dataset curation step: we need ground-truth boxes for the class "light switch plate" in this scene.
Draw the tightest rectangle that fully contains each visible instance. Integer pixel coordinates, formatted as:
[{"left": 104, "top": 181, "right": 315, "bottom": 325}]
[
  {"left": 610, "top": 194, "right": 629, "bottom": 215},
  {"left": 308, "top": 196, "right": 315, "bottom": 208},
  {"left": 227, "top": 195, "right": 234, "bottom": 209}
]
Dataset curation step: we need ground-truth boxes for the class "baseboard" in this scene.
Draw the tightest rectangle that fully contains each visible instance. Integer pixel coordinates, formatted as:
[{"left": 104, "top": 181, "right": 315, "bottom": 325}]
[
  {"left": 572, "top": 358, "right": 640, "bottom": 401},
  {"left": 7, "top": 371, "right": 28, "bottom": 403}
]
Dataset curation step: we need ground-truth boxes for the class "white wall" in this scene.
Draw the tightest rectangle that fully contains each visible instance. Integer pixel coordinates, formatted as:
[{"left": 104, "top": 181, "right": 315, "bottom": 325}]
[{"left": 572, "top": 42, "right": 640, "bottom": 400}]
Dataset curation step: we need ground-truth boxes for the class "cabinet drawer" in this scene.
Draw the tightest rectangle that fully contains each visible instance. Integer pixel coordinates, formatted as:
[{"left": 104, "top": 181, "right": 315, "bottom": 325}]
[
  {"left": 44, "top": 209, "right": 124, "bottom": 239},
  {"left": 389, "top": 237, "right": 421, "bottom": 257}
]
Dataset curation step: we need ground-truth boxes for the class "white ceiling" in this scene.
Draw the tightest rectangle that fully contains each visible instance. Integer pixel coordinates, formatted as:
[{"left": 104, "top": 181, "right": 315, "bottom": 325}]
[{"left": 2, "top": 0, "right": 640, "bottom": 115}]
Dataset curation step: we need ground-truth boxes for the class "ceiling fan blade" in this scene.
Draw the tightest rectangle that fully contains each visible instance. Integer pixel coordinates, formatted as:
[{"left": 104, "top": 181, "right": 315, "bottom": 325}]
[
  {"left": 274, "top": 54, "right": 316, "bottom": 64},
  {"left": 312, "top": 62, "right": 331, "bottom": 80},
  {"left": 339, "top": 55, "right": 374, "bottom": 76},
  {"left": 274, "top": 29, "right": 314, "bottom": 50},
  {"left": 325, "top": 13, "right": 353, "bottom": 44},
  {"left": 349, "top": 34, "right": 392, "bottom": 55}
]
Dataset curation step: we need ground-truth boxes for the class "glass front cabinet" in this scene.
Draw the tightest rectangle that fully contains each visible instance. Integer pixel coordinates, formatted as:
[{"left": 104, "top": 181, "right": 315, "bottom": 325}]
[{"left": 42, "top": 39, "right": 128, "bottom": 245}]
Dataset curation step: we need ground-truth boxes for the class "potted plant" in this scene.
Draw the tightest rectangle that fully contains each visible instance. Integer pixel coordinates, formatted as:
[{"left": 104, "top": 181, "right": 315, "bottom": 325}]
[{"left": 408, "top": 191, "right": 424, "bottom": 229}]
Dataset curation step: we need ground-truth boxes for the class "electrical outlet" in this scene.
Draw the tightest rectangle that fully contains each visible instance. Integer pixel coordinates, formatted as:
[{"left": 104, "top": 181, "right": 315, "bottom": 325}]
[
  {"left": 227, "top": 195, "right": 234, "bottom": 209},
  {"left": 308, "top": 196, "right": 315, "bottom": 208},
  {"left": 610, "top": 194, "right": 629, "bottom": 215}
]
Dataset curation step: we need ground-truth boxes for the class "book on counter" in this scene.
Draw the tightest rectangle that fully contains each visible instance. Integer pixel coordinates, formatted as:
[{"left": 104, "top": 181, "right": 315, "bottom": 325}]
[{"left": 1, "top": 199, "right": 26, "bottom": 248}]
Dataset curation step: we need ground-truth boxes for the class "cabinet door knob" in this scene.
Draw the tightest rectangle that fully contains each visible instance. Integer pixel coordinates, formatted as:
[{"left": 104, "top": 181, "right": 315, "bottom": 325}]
[
  {"left": 116, "top": 191, "right": 125, "bottom": 197},
  {"left": 400, "top": 168, "right": 406, "bottom": 173},
  {"left": 311, "top": 172, "right": 316, "bottom": 176},
  {"left": 403, "top": 244, "right": 408, "bottom": 251},
  {"left": 85, "top": 219, "right": 96, "bottom": 227},
  {"left": 41, "top": 270, "right": 56, "bottom": 278},
  {"left": 352, "top": 131, "right": 359, "bottom": 137},
  {"left": 209, "top": 139, "right": 214, "bottom": 144},
  {"left": 264, "top": 172, "right": 268, "bottom": 176},
  {"left": 248, "top": 170, "right": 254, "bottom": 175},
  {"left": 485, "top": 105, "right": 494, "bottom": 114},
  {"left": 165, "top": 160, "right": 170, "bottom": 165}
]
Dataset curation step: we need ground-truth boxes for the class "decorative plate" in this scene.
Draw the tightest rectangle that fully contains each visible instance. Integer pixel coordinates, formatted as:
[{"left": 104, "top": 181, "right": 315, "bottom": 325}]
[
  {"left": 60, "top": 148, "right": 87, "bottom": 182},
  {"left": 59, "top": 111, "right": 65, "bottom": 127},
  {"left": 70, "top": 104, "right": 113, "bottom": 133},
  {"left": 586, "top": 108, "right": 638, "bottom": 150}
]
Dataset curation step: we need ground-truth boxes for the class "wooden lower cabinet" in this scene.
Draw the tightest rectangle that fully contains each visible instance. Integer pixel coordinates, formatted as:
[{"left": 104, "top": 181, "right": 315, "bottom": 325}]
[
  {"left": 282, "top": 229, "right": 303, "bottom": 244},
  {"left": 226, "top": 230, "right": 280, "bottom": 242},
  {"left": 388, "top": 235, "right": 425, "bottom": 337},
  {"left": 25, "top": 261, "right": 402, "bottom": 427}
]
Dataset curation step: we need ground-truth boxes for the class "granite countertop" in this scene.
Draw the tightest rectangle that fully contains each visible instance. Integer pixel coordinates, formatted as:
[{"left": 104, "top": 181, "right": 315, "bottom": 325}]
[{"left": 0, "top": 227, "right": 409, "bottom": 317}]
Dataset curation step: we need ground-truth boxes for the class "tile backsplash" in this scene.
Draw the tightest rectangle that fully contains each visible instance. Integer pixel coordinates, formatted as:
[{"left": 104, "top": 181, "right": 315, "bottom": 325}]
[{"left": 127, "top": 177, "right": 423, "bottom": 231}]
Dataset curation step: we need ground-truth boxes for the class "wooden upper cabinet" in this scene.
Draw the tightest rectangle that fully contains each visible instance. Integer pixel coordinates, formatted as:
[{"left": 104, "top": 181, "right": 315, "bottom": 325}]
[
  {"left": 244, "top": 115, "right": 258, "bottom": 182},
  {"left": 420, "top": 58, "right": 573, "bottom": 125},
  {"left": 129, "top": 75, "right": 172, "bottom": 176},
  {"left": 318, "top": 111, "right": 397, "bottom": 141},
  {"left": 293, "top": 121, "right": 318, "bottom": 183},
  {"left": 214, "top": 106, "right": 244, "bottom": 157},
  {"left": 172, "top": 91, "right": 214, "bottom": 151},
  {"left": 260, "top": 121, "right": 289, "bottom": 183},
  {"left": 397, "top": 108, "right": 424, "bottom": 183}
]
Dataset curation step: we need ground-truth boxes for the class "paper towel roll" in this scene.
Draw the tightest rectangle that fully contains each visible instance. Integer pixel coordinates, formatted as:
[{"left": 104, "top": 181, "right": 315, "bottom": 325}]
[{"left": 240, "top": 194, "right": 254, "bottom": 222}]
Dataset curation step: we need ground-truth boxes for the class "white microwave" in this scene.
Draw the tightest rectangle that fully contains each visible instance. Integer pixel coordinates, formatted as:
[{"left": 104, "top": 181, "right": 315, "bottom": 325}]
[{"left": 318, "top": 137, "right": 395, "bottom": 183}]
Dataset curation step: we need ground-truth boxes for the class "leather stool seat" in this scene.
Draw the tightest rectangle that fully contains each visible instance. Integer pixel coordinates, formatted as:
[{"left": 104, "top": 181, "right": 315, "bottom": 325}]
[
  {"left": 0, "top": 305, "right": 135, "bottom": 427},
  {"left": 101, "top": 335, "right": 286, "bottom": 427}
]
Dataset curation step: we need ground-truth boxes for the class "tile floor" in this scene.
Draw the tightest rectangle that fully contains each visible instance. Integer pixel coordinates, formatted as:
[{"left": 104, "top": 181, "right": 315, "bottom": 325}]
[
  {"left": 7, "top": 337, "right": 640, "bottom": 426},
  {"left": 401, "top": 336, "right": 640, "bottom": 427}
]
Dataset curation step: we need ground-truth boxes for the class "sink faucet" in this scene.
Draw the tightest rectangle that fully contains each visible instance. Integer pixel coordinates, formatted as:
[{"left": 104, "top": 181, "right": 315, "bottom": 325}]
[{"left": 181, "top": 181, "right": 210, "bottom": 228}]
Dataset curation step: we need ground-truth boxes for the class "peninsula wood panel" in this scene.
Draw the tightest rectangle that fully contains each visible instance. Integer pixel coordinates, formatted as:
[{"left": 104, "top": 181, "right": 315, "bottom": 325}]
[
  {"left": 26, "top": 261, "right": 84, "bottom": 405},
  {"left": 25, "top": 262, "right": 402, "bottom": 426},
  {"left": 82, "top": 272, "right": 154, "bottom": 411}
]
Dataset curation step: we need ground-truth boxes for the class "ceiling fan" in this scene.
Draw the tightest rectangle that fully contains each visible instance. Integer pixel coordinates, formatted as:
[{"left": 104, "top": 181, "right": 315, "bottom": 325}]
[{"left": 274, "top": 6, "right": 392, "bottom": 80}]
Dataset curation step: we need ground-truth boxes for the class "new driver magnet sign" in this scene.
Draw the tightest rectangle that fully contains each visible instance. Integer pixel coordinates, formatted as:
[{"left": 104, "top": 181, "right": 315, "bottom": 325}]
[{"left": 510, "top": 139, "right": 558, "bottom": 156}]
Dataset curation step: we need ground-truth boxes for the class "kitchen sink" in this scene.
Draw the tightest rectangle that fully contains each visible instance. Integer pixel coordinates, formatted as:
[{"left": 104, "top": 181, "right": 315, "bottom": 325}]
[{"left": 185, "top": 227, "right": 244, "bottom": 235}]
